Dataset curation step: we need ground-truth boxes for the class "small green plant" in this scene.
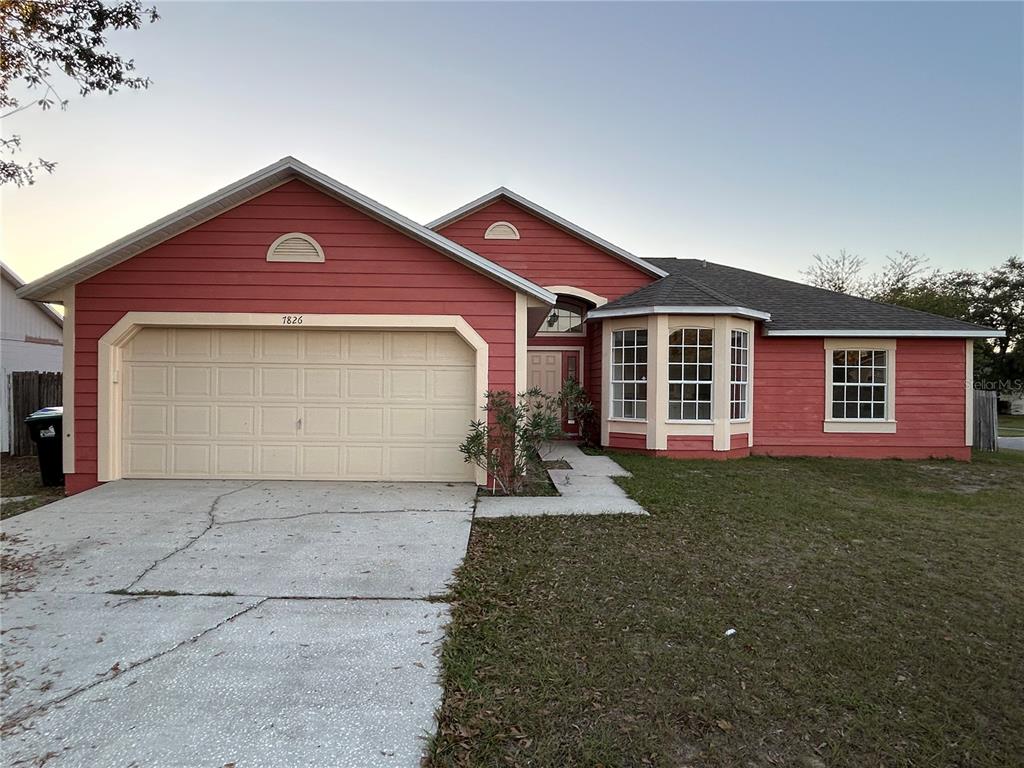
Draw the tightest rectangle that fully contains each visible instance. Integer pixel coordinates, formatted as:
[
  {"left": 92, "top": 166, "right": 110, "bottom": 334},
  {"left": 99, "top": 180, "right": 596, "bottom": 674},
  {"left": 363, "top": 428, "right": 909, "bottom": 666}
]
[
  {"left": 459, "top": 388, "right": 563, "bottom": 495},
  {"left": 558, "top": 377, "right": 597, "bottom": 446}
]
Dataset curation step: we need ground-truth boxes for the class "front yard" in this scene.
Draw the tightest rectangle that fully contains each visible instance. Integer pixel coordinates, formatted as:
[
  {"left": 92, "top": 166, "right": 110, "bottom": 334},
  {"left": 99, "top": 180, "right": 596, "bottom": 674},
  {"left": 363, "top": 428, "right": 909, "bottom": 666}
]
[{"left": 430, "top": 451, "right": 1024, "bottom": 768}]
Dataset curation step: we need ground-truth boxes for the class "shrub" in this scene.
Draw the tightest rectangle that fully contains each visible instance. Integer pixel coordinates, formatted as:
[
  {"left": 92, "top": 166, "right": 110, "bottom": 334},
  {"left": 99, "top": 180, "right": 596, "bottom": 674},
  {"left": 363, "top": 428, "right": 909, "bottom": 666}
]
[{"left": 459, "top": 388, "right": 563, "bottom": 495}]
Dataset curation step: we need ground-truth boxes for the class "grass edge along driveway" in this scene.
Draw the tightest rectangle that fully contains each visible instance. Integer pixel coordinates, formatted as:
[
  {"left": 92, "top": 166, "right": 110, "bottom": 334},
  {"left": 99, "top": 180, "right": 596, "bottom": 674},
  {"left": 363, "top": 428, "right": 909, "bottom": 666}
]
[{"left": 428, "top": 451, "right": 1024, "bottom": 768}]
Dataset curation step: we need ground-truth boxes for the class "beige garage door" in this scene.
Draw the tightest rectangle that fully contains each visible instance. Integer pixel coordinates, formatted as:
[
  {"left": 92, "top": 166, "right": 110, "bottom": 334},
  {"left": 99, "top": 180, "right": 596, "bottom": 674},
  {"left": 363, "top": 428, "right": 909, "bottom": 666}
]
[{"left": 121, "top": 327, "right": 476, "bottom": 481}]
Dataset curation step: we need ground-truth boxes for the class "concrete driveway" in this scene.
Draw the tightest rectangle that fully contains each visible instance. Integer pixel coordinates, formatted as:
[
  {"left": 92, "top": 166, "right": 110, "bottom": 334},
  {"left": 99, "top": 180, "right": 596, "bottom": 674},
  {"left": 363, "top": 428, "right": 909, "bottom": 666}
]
[{"left": 1, "top": 480, "right": 475, "bottom": 767}]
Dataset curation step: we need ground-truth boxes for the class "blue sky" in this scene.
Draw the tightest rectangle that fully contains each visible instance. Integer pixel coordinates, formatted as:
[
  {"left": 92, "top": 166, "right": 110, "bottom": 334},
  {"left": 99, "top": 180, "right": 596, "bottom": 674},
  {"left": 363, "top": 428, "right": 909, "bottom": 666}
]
[{"left": 2, "top": 1, "right": 1021, "bottom": 284}]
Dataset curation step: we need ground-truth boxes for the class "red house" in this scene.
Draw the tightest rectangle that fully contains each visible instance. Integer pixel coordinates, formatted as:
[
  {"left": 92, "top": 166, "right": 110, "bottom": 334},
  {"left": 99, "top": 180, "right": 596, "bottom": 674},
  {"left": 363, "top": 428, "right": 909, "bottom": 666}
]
[{"left": 17, "top": 158, "right": 1001, "bottom": 495}]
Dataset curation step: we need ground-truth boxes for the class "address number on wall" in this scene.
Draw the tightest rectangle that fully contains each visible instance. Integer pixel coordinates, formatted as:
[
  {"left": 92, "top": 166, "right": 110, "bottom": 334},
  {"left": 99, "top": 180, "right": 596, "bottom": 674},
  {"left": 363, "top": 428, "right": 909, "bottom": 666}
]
[{"left": 281, "top": 315, "right": 304, "bottom": 325}]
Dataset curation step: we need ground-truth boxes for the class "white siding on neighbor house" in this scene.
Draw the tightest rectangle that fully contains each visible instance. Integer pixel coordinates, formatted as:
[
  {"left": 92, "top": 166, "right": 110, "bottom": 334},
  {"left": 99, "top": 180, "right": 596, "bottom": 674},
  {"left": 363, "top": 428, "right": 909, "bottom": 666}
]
[{"left": 1, "top": 274, "right": 63, "bottom": 452}]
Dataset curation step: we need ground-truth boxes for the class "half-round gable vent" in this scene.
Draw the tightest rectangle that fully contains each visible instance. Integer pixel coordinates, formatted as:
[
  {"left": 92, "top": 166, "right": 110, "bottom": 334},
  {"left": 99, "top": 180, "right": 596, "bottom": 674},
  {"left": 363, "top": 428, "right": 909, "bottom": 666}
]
[
  {"left": 266, "top": 232, "right": 325, "bottom": 263},
  {"left": 484, "top": 221, "right": 520, "bottom": 240}
]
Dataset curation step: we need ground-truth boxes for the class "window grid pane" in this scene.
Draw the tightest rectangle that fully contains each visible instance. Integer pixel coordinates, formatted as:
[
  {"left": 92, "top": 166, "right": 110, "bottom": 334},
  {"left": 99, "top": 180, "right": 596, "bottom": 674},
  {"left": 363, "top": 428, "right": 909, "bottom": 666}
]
[
  {"left": 668, "top": 328, "right": 713, "bottom": 420},
  {"left": 730, "top": 330, "right": 749, "bottom": 420},
  {"left": 539, "top": 306, "right": 584, "bottom": 334},
  {"left": 831, "top": 349, "right": 887, "bottom": 420},
  {"left": 611, "top": 329, "right": 648, "bottom": 419}
]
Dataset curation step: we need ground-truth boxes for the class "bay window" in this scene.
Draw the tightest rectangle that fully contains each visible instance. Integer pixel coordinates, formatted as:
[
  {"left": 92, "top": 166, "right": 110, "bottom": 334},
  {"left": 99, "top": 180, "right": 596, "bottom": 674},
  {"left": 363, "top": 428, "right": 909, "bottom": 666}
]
[
  {"left": 611, "top": 329, "right": 648, "bottom": 419},
  {"left": 668, "top": 328, "right": 713, "bottom": 420}
]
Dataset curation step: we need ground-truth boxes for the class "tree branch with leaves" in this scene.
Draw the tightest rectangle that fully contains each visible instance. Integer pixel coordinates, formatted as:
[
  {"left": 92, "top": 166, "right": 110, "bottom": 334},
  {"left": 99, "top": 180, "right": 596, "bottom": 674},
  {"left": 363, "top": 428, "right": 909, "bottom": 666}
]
[{"left": 1, "top": 0, "right": 159, "bottom": 186}]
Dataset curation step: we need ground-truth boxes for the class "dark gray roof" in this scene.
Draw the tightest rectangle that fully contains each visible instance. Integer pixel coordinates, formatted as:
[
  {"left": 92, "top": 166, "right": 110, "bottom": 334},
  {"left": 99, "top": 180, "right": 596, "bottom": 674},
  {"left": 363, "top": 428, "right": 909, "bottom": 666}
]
[{"left": 595, "top": 258, "right": 1001, "bottom": 337}]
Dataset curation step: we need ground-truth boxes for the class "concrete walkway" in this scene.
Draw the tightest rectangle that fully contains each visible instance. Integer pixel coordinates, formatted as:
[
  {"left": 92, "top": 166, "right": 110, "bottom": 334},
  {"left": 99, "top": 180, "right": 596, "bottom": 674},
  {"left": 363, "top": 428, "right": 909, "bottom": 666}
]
[
  {"left": 998, "top": 436, "right": 1024, "bottom": 452},
  {"left": 475, "top": 442, "right": 648, "bottom": 517}
]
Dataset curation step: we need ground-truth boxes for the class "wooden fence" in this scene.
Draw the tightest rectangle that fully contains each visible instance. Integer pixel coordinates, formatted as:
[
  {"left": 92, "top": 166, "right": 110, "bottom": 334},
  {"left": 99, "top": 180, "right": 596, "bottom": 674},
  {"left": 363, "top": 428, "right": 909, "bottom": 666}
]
[
  {"left": 973, "top": 389, "right": 998, "bottom": 452},
  {"left": 9, "top": 371, "right": 63, "bottom": 457}
]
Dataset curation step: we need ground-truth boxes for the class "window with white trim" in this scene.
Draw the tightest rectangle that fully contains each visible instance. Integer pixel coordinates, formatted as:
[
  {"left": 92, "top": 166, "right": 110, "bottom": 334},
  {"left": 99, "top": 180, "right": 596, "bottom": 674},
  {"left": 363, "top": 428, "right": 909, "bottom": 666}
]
[
  {"left": 830, "top": 349, "right": 888, "bottom": 419},
  {"left": 538, "top": 306, "right": 584, "bottom": 334},
  {"left": 730, "top": 330, "right": 749, "bottom": 420},
  {"left": 668, "top": 328, "right": 713, "bottom": 420},
  {"left": 611, "top": 329, "right": 648, "bottom": 419}
]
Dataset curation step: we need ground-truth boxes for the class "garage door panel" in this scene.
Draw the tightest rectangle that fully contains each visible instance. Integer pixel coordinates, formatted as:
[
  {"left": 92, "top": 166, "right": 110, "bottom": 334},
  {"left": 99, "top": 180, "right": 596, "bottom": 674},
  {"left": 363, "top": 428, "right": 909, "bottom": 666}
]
[
  {"left": 218, "top": 406, "right": 255, "bottom": 436},
  {"left": 303, "top": 369, "right": 342, "bottom": 398},
  {"left": 173, "top": 444, "right": 211, "bottom": 475},
  {"left": 348, "top": 332, "right": 385, "bottom": 363},
  {"left": 128, "top": 366, "right": 168, "bottom": 397},
  {"left": 122, "top": 328, "right": 476, "bottom": 482},
  {"left": 260, "top": 445, "right": 298, "bottom": 476},
  {"left": 390, "top": 369, "right": 427, "bottom": 399},
  {"left": 128, "top": 327, "right": 169, "bottom": 358},
  {"left": 301, "top": 445, "right": 342, "bottom": 477},
  {"left": 302, "top": 406, "right": 342, "bottom": 437},
  {"left": 432, "top": 369, "right": 474, "bottom": 400},
  {"left": 172, "top": 405, "right": 212, "bottom": 436},
  {"left": 433, "top": 407, "right": 476, "bottom": 439},
  {"left": 126, "top": 443, "right": 167, "bottom": 475},
  {"left": 261, "top": 406, "right": 301, "bottom": 436},
  {"left": 173, "top": 367, "right": 212, "bottom": 397},
  {"left": 389, "top": 446, "right": 428, "bottom": 477},
  {"left": 346, "top": 445, "right": 384, "bottom": 477},
  {"left": 303, "top": 331, "right": 344, "bottom": 361},
  {"left": 173, "top": 329, "right": 214, "bottom": 358},
  {"left": 215, "top": 444, "right": 255, "bottom": 475},
  {"left": 127, "top": 404, "right": 168, "bottom": 437},
  {"left": 217, "top": 368, "right": 256, "bottom": 397},
  {"left": 432, "top": 333, "right": 475, "bottom": 364},
  {"left": 347, "top": 369, "right": 384, "bottom": 399},
  {"left": 216, "top": 329, "right": 257, "bottom": 359},
  {"left": 390, "top": 408, "right": 427, "bottom": 438},
  {"left": 260, "top": 368, "right": 299, "bottom": 398}
]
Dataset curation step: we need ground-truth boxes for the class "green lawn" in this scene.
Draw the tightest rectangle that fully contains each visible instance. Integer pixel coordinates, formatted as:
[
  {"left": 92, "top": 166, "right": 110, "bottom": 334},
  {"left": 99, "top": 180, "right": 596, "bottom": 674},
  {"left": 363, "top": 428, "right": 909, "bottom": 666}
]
[
  {"left": 999, "top": 414, "right": 1024, "bottom": 437},
  {"left": 430, "top": 451, "right": 1024, "bottom": 768},
  {"left": 1, "top": 454, "right": 64, "bottom": 519}
]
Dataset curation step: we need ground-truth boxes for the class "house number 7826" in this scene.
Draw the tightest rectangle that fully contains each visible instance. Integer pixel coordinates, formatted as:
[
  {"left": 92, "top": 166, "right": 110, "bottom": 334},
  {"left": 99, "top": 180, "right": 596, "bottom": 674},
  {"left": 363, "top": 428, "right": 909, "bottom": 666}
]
[{"left": 281, "top": 315, "right": 303, "bottom": 325}]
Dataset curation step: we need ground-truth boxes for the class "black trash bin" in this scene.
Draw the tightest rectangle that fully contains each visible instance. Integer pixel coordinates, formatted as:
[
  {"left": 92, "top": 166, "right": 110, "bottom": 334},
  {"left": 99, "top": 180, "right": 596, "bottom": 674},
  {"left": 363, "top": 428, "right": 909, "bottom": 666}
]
[{"left": 25, "top": 407, "right": 64, "bottom": 487}]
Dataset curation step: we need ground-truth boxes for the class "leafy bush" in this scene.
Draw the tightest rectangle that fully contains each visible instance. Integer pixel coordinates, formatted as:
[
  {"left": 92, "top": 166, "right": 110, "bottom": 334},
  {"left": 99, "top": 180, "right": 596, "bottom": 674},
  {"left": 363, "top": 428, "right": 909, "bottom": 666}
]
[
  {"left": 558, "top": 377, "right": 598, "bottom": 446},
  {"left": 459, "top": 388, "right": 563, "bottom": 495},
  {"left": 459, "top": 381, "right": 600, "bottom": 494}
]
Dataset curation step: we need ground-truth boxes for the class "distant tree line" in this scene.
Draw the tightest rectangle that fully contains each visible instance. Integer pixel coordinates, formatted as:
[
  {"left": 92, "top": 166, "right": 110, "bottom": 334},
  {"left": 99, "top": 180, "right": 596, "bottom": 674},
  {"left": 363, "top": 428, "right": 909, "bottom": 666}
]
[{"left": 803, "top": 252, "right": 1023, "bottom": 395}]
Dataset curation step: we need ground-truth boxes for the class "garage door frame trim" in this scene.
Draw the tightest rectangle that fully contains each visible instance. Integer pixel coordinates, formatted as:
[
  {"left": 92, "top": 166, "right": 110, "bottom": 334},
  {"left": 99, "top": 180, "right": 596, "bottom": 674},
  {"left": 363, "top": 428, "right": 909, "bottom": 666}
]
[{"left": 96, "top": 312, "right": 488, "bottom": 484}]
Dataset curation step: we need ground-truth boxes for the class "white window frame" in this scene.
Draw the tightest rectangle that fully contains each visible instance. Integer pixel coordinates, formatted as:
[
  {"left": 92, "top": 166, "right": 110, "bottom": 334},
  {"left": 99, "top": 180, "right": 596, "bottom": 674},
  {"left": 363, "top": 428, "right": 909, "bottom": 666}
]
[
  {"left": 730, "top": 329, "right": 750, "bottom": 421},
  {"left": 537, "top": 305, "right": 586, "bottom": 336},
  {"left": 610, "top": 328, "right": 648, "bottom": 420},
  {"left": 667, "top": 328, "right": 714, "bottom": 422},
  {"left": 823, "top": 338, "right": 897, "bottom": 433}
]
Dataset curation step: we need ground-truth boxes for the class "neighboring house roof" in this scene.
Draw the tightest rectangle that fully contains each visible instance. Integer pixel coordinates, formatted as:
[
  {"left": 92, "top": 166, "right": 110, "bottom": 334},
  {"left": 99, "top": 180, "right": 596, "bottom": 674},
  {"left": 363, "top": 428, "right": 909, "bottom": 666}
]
[
  {"left": 1, "top": 261, "right": 63, "bottom": 328},
  {"left": 16, "top": 158, "right": 557, "bottom": 306},
  {"left": 596, "top": 258, "right": 1000, "bottom": 337},
  {"left": 426, "top": 187, "right": 668, "bottom": 279}
]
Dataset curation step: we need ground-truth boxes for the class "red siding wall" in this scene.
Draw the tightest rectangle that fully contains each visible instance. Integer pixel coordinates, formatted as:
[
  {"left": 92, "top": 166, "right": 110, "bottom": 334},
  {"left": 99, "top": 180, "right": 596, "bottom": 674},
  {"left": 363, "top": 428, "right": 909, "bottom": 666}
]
[
  {"left": 68, "top": 180, "right": 517, "bottom": 493},
  {"left": 437, "top": 199, "right": 655, "bottom": 302},
  {"left": 752, "top": 336, "right": 969, "bottom": 459}
]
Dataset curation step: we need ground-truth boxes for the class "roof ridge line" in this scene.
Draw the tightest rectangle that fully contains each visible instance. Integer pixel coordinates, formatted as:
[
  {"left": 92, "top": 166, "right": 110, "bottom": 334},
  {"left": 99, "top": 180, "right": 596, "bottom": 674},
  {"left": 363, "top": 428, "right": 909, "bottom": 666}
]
[
  {"left": 685, "top": 259, "right": 993, "bottom": 330},
  {"left": 671, "top": 271, "right": 744, "bottom": 306}
]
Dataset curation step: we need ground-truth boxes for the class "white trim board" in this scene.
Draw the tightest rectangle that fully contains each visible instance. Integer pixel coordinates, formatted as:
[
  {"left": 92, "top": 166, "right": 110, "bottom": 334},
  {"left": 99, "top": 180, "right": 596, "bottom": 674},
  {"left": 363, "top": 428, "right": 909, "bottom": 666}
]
[
  {"left": 588, "top": 305, "right": 772, "bottom": 322},
  {"left": 17, "top": 158, "right": 557, "bottom": 306},
  {"left": 765, "top": 328, "right": 1003, "bottom": 338}
]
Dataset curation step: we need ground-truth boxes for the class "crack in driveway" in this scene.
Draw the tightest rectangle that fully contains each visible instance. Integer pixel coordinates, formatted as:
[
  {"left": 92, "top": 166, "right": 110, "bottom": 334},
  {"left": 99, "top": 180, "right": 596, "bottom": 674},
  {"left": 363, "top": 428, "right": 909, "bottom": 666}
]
[
  {"left": 1, "top": 597, "right": 268, "bottom": 737},
  {"left": 217, "top": 507, "right": 466, "bottom": 525},
  {"left": 123, "top": 482, "right": 260, "bottom": 591}
]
